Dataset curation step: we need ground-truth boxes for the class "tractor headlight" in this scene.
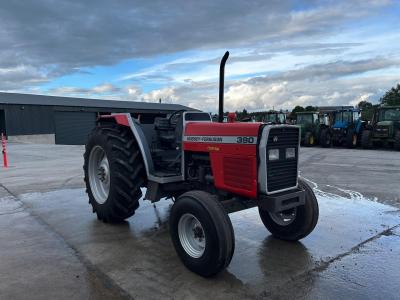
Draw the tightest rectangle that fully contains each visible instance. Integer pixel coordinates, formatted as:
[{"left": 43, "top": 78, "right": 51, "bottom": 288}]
[
  {"left": 268, "top": 149, "right": 280, "bottom": 161},
  {"left": 286, "top": 148, "right": 295, "bottom": 159}
]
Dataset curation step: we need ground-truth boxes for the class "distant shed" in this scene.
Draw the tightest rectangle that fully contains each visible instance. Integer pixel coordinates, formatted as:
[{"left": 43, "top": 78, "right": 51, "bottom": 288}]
[{"left": 0, "top": 92, "right": 190, "bottom": 145}]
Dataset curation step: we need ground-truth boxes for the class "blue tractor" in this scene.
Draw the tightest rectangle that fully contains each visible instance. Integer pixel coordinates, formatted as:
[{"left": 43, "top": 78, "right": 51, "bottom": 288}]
[{"left": 329, "top": 108, "right": 365, "bottom": 148}]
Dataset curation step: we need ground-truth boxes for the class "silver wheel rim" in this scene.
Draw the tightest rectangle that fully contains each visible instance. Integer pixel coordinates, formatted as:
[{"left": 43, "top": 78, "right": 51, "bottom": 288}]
[
  {"left": 178, "top": 213, "right": 206, "bottom": 258},
  {"left": 88, "top": 146, "right": 110, "bottom": 204},
  {"left": 269, "top": 208, "right": 297, "bottom": 226}
]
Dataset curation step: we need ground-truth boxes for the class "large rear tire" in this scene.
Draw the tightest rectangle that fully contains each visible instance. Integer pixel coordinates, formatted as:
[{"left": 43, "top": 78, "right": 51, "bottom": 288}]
[
  {"left": 84, "top": 124, "right": 146, "bottom": 222},
  {"left": 361, "top": 130, "right": 372, "bottom": 149},
  {"left": 258, "top": 178, "right": 319, "bottom": 241},
  {"left": 169, "top": 191, "right": 235, "bottom": 277},
  {"left": 304, "top": 132, "right": 315, "bottom": 147},
  {"left": 319, "top": 128, "right": 331, "bottom": 148}
]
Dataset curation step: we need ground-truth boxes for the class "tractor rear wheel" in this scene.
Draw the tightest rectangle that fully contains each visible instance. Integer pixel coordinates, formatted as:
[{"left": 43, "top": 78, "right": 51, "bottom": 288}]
[
  {"left": 346, "top": 129, "right": 357, "bottom": 148},
  {"left": 394, "top": 130, "right": 400, "bottom": 151},
  {"left": 84, "top": 124, "right": 146, "bottom": 222},
  {"left": 304, "top": 132, "right": 315, "bottom": 147},
  {"left": 258, "top": 178, "right": 319, "bottom": 241},
  {"left": 169, "top": 190, "right": 235, "bottom": 277},
  {"left": 361, "top": 130, "right": 372, "bottom": 149},
  {"left": 319, "top": 128, "right": 331, "bottom": 148}
]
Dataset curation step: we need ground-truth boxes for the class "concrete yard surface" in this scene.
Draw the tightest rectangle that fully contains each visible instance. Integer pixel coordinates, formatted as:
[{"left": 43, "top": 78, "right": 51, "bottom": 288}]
[{"left": 0, "top": 143, "right": 400, "bottom": 299}]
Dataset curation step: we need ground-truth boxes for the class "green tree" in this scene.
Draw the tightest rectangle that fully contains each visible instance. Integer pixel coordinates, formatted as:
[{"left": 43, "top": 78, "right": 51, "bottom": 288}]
[
  {"left": 380, "top": 84, "right": 400, "bottom": 106},
  {"left": 288, "top": 106, "right": 304, "bottom": 120},
  {"left": 357, "top": 100, "right": 372, "bottom": 109},
  {"left": 305, "top": 105, "right": 317, "bottom": 112},
  {"left": 357, "top": 100, "right": 374, "bottom": 121},
  {"left": 292, "top": 106, "right": 305, "bottom": 113}
]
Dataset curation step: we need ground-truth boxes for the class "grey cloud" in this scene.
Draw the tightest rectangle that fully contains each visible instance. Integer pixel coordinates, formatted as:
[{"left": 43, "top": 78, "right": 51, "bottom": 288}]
[
  {"left": 249, "top": 57, "right": 399, "bottom": 84},
  {"left": 0, "top": 0, "right": 391, "bottom": 90}
]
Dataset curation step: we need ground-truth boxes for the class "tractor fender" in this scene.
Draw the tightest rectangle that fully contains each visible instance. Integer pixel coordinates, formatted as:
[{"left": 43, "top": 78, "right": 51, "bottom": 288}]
[{"left": 98, "top": 113, "right": 155, "bottom": 178}]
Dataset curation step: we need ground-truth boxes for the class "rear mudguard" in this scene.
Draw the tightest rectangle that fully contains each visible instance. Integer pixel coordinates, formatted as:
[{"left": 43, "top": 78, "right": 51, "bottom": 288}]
[{"left": 98, "top": 113, "right": 182, "bottom": 184}]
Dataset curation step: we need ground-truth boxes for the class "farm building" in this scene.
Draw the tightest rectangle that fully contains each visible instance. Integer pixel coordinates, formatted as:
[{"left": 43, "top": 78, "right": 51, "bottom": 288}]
[{"left": 0, "top": 92, "right": 188, "bottom": 145}]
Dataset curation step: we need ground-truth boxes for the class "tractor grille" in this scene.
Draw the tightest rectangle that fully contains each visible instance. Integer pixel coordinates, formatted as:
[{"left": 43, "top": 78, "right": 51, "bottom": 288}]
[
  {"left": 266, "top": 127, "right": 299, "bottom": 192},
  {"left": 375, "top": 126, "right": 389, "bottom": 137},
  {"left": 223, "top": 157, "right": 254, "bottom": 191}
]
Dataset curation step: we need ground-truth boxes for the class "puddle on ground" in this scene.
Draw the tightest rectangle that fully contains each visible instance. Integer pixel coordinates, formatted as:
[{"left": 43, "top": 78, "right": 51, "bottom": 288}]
[{"left": 5, "top": 181, "right": 400, "bottom": 299}]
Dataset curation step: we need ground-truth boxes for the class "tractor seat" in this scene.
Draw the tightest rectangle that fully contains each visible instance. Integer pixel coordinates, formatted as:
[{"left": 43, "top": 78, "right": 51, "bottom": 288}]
[
  {"left": 154, "top": 117, "right": 176, "bottom": 144},
  {"left": 154, "top": 117, "right": 172, "bottom": 131}
]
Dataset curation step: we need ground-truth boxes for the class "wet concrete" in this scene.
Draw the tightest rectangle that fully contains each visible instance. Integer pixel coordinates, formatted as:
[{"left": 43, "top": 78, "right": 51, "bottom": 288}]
[
  {"left": 0, "top": 189, "right": 130, "bottom": 300},
  {"left": 1, "top": 143, "right": 400, "bottom": 299},
  {"left": 300, "top": 147, "right": 400, "bottom": 208},
  {"left": 13, "top": 186, "right": 400, "bottom": 299}
]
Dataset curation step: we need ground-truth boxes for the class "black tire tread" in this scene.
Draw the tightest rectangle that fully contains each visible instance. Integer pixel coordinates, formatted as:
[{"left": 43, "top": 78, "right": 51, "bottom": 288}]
[
  {"left": 394, "top": 130, "right": 400, "bottom": 151},
  {"left": 83, "top": 124, "right": 146, "bottom": 222},
  {"left": 319, "top": 128, "right": 331, "bottom": 148},
  {"left": 258, "top": 178, "right": 319, "bottom": 241},
  {"left": 361, "top": 130, "right": 372, "bottom": 149},
  {"left": 170, "top": 190, "right": 235, "bottom": 277}
]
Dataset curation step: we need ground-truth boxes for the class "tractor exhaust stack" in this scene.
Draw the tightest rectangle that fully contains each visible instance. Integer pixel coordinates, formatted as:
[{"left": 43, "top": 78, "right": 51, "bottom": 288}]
[{"left": 218, "top": 51, "right": 229, "bottom": 123}]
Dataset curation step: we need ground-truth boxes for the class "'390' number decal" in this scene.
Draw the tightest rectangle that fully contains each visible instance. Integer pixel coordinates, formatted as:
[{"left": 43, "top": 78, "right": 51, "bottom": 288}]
[{"left": 236, "top": 136, "right": 255, "bottom": 144}]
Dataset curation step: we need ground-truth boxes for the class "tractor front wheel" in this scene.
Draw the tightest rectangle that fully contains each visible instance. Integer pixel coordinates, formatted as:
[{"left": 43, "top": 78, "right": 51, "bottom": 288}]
[
  {"left": 361, "top": 130, "right": 372, "bottom": 149},
  {"left": 303, "top": 132, "right": 315, "bottom": 147},
  {"left": 258, "top": 178, "right": 319, "bottom": 241},
  {"left": 394, "top": 130, "right": 400, "bottom": 151},
  {"left": 169, "top": 191, "right": 235, "bottom": 277},
  {"left": 319, "top": 128, "right": 331, "bottom": 148}
]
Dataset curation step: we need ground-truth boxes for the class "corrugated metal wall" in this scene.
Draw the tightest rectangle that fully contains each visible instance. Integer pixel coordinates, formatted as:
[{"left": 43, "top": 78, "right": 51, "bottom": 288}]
[
  {"left": 54, "top": 111, "right": 97, "bottom": 145},
  {"left": 0, "top": 101, "right": 174, "bottom": 145},
  {"left": 1, "top": 104, "right": 54, "bottom": 135}
]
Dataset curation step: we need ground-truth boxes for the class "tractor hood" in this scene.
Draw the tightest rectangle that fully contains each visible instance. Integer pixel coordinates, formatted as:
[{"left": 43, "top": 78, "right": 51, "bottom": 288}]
[
  {"left": 333, "top": 120, "right": 349, "bottom": 129},
  {"left": 377, "top": 121, "right": 393, "bottom": 127},
  {"left": 185, "top": 122, "right": 261, "bottom": 138}
]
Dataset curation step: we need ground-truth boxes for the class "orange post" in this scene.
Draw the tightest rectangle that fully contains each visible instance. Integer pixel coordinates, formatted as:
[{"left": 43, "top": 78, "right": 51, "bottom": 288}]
[{"left": 1, "top": 132, "right": 8, "bottom": 168}]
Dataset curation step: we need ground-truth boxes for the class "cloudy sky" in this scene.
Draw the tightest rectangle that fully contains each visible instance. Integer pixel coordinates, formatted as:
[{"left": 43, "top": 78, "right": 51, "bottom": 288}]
[{"left": 0, "top": 0, "right": 399, "bottom": 112}]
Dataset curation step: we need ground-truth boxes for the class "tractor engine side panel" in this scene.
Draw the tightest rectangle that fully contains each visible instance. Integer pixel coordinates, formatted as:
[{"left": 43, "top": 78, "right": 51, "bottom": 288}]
[{"left": 183, "top": 122, "right": 260, "bottom": 198}]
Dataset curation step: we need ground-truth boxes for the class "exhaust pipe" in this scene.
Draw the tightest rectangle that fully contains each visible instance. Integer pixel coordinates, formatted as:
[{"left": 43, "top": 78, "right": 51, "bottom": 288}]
[{"left": 218, "top": 51, "right": 229, "bottom": 123}]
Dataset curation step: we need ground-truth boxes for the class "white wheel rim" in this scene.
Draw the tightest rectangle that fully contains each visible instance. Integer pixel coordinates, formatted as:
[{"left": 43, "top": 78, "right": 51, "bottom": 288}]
[
  {"left": 269, "top": 208, "right": 297, "bottom": 226},
  {"left": 88, "top": 146, "right": 110, "bottom": 204},
  {"left": 178, "top": 213, "right": 206, "bottom": 258}
]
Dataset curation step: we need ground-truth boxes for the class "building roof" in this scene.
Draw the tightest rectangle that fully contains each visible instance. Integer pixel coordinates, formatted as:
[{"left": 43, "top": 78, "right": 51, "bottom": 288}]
[{"left": 0, "top": 92, "right": 190, "bottom": 111}]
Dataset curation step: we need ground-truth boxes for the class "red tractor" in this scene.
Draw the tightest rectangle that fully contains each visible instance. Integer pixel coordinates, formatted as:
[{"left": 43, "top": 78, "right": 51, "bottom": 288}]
[{"left": 83, "top": 52, "right": 319, "bottom": 277}]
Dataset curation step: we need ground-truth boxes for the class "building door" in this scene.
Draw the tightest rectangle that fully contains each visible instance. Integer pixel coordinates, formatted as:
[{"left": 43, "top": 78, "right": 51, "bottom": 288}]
[
  {"left": 54, "top": 111, "right": 96, "bottom": 145},
  {"left": 0, "top": 110, "right": 5, "bottom": 136}
]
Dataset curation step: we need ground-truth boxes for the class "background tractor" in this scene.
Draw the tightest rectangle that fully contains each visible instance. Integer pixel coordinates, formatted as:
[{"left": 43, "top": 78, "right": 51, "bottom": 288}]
[
  {"left": 295, "top": 112, "right": 330, "bottom": 147},
  {"left": 83, "top": 52, "right": 319, "bottom": 277},
  {"left": 262, "top": 110, "right": 287, "bottom": 124},
  {"left": 361, "top": 106, "right": 400, "bottom": 150},
  {"left": 328, "top": 108, "right": 364, "bottom": 148}
]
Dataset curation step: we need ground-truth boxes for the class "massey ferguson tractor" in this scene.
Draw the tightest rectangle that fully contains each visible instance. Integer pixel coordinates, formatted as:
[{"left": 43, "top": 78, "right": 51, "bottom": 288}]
[{"left": 83, "top": 52, "right": 319, "bottom": 277}]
